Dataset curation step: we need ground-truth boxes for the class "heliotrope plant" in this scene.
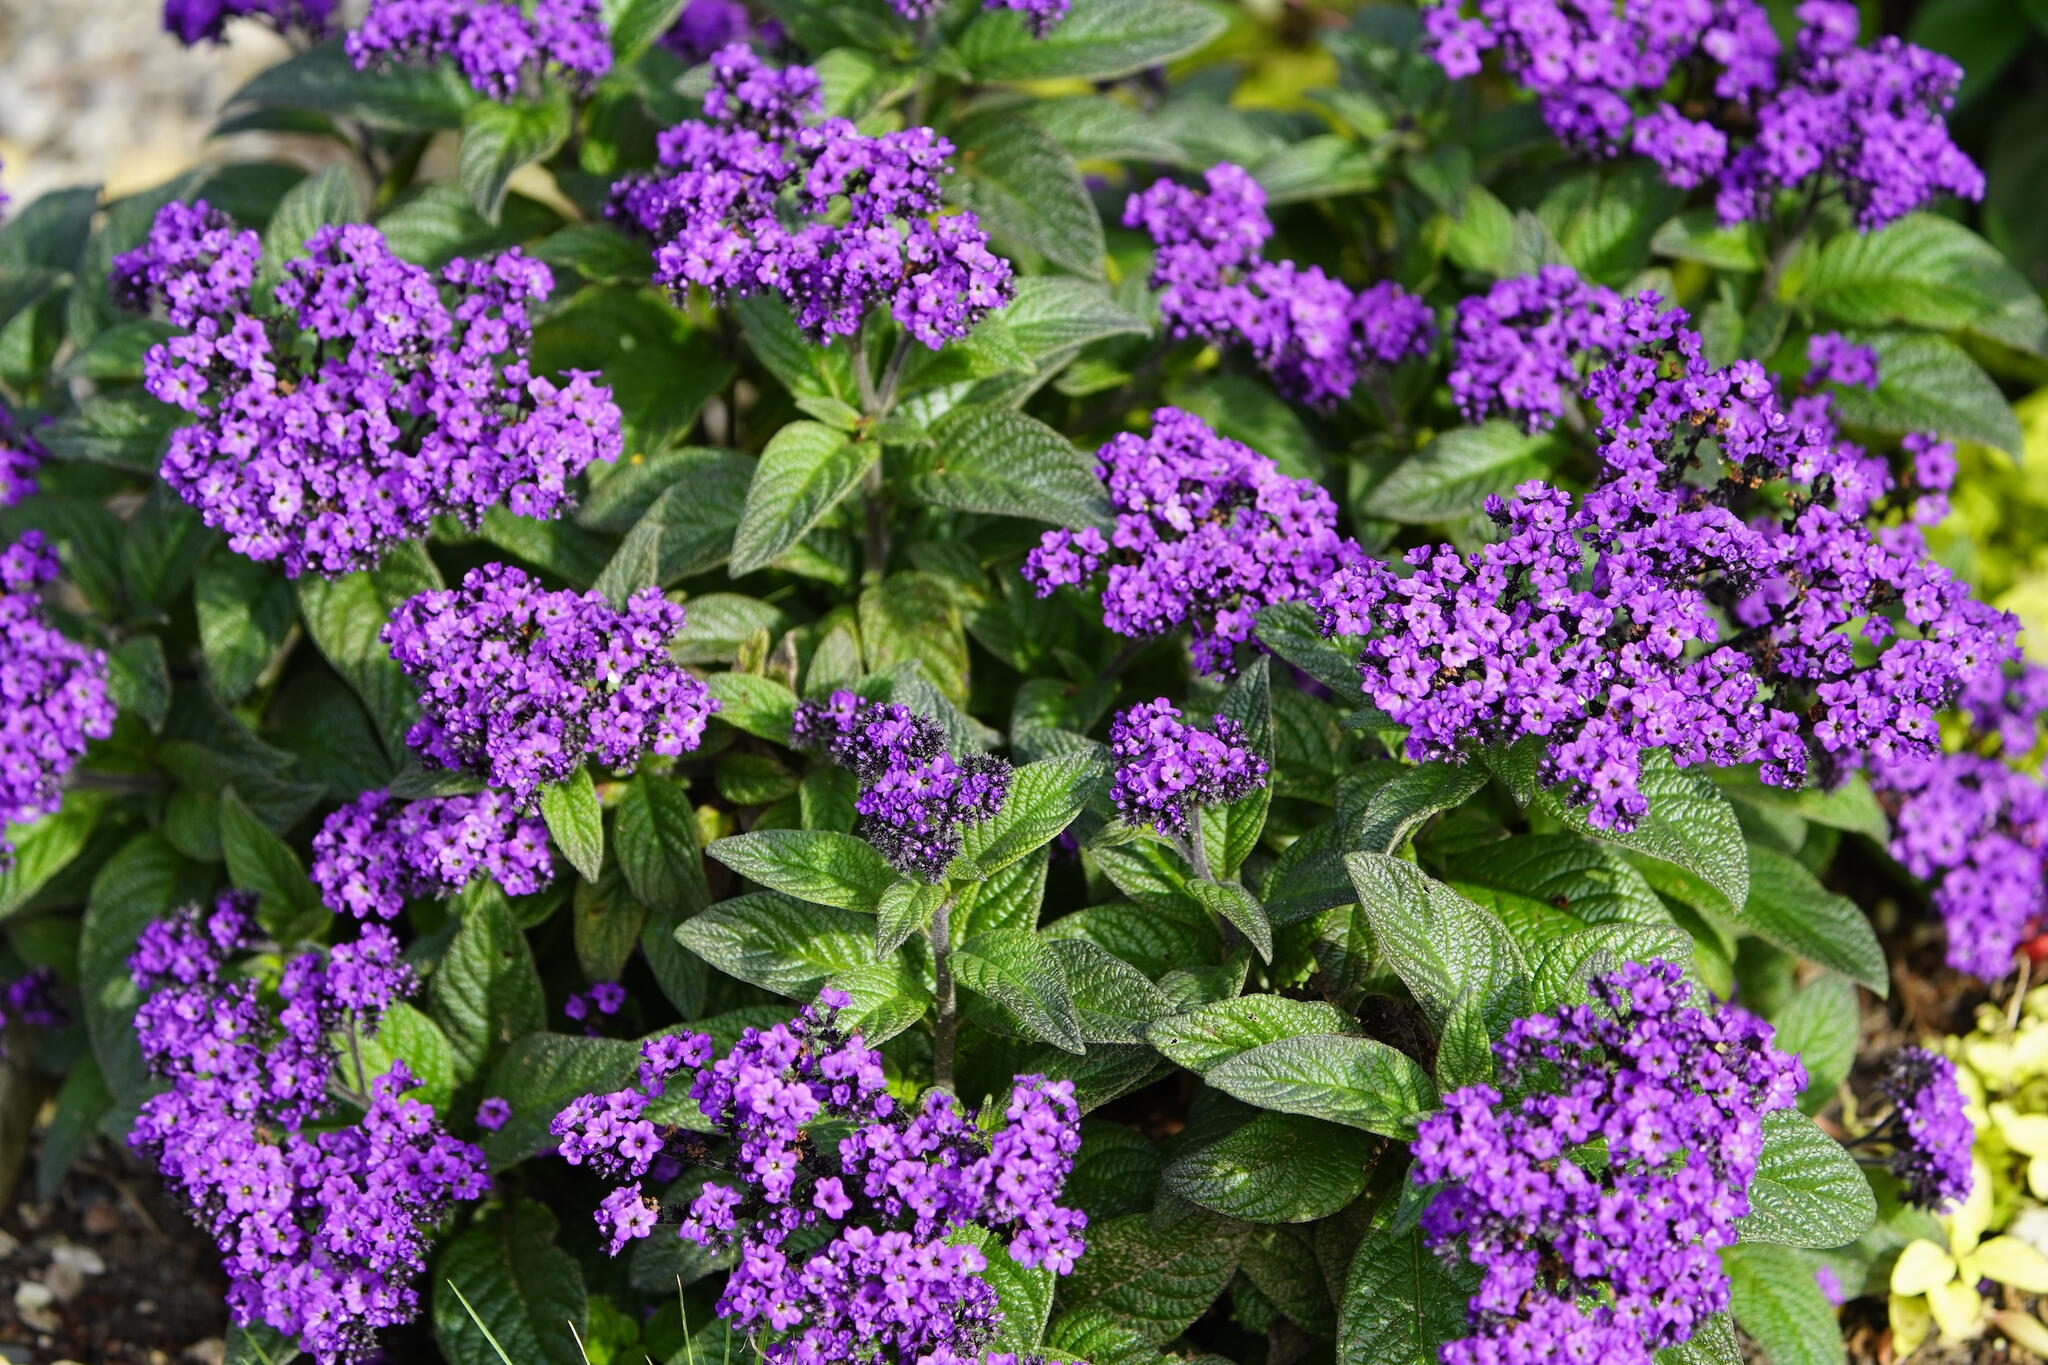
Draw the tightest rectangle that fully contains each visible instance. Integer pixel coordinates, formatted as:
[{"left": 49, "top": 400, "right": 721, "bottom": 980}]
[{"left": 3, "top": 0, "right": 2044, "bottom": 1363}]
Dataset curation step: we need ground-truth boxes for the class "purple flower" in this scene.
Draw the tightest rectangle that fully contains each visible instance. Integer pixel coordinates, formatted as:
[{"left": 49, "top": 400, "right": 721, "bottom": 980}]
[
  {"left": 981, "top": 0, "right": 1071, "bottom": 36},
  {"left": 610, "top": 45, "right": 1013, "bottom": 349},
  {"left": 0, "top": 965, "right": 65, "bottom": 1059},
  {"left": 1805, "top": 331, "right": 1880, "bottom": 390},
  {"left": 475, "top": 1096, "right": 512, "bottom": 1131},
  {"left": 0, "top": 398, "right": 44, "bottom": 509},
  {"left": 790, "top": 692, "right": 1010, "bottom": 880},
  {"left": 129, "top": 899, "right": 487, "bottom": 1365},
  {"left": 1325, "top": 274, "right": 2016, "bottom": 831},
  {"left": 0, "top": 533, "right": 115, "bottom": 863},
  {"left": 1124, "top": 164, "right": 1434, "bottom": 406},
  {"left": 115, "top": 205, "right": 623, "bottom": 578},
  {"left": 1024, "top": 407, "right": 1362, "bottom": 676},
  {"left": 1108, "top": 699, "right": 1267, "bottom": 836},
  {"left": 1877, "top": 1047, "right": 1973, "bottom": 1211},
  {"left": 384, "top": 563, "right": 718, "bottom": 806},
  {"left": 1414, "top": 960, "right": 1805, "bottom": 1364},
  {"left": 552, "top": 993, "right": 1087, "bottom": 1365},
  {"left": 347, "top": 0, "right": 610, "bottom": 101},
  {"left": 1420, "top": 0, "right": 1981, "bottom": 230},
  {"left": 310, "top": 789, "right": 553, "bottom": 920},
  {"left": 161, "top": 0, "right": 335, "bottom": 44},
  {"left": 661, "top": 0, "right": 751, "bottom": 61}
]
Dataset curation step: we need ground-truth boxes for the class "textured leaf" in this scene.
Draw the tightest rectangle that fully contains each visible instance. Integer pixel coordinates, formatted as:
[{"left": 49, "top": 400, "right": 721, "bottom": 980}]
[
  {"left": 1051, "top": 938, "right": 1174, "bottom": 1044},
  {"left": 602, "top": 0, "right": 689, "bottom": 62},
  {"left": 729, "top": 422, "right": 875, "bottom": 576},
  {"left": 1336, "top": 1224, "right": 1476, "bottom": 1365},
  {"left": 457, "top": 92, "right": 571, "bottom": 222},
  {"left": 614, "top": 774, "right": 710, "bottom": 915},
  {"left": 433, "top": 1200, "right": 588, "bottom": 1365},
  {"left": 1147, "top": 996, "right": 1360, "bottom": 1072},
  {"left": 0, "top": 792, "right": 108, "bottom": 921},
  {"left": 1828, "top": 329, "right": 2023, "bottom": 456},
  {"left": 1366, "top": 423, "right": 1561, "bottom": 523},
  {"left": 1208, "top": 1033, "right": 1436, "bottom": 1138},
  {"left": 1538, "top": 750, "right": 1750, "bottom": 909},
  {"left": 955, "top": 928, "right": 1084, "bottom": 1054},
  {"left": 1255, "top": 600, "right": 1365, "bottom": 697},
  {"left": 430, "top": 885, "right": 546, "bottom": 1078},
  {"left": 219, "top": 787, "right": 320, "bottom": 932},
  {"left": 259, "top": 163, "right": 358, "bottom": 287},
  {"left": 81, "top": 834, "right": 203, "bottom": 1099},
  {"left": 1783, "top": 213, "right": 2048, "bottom": 355},
  {"left": 947, "top": 112, "right": 1105, "bottom": 278},
  {"left": 1722, "top": 1243, "right": 1846, "bottom": 1365},
  {"left": 955, "top": 749, "right": 1103, "bottom": 877},
  {"left": 958, "top": 0, "right": 1226, "bottom": 82},
  {"left": 1743, "top": 846, "right": 1888, "bottom": 994},
  {"left": 860, "top": 572, "right": 970, "bottom": 706},
  {"left": 1354, "top": 763, "right": 1488, "bottom": 855},
  {"left": 1186, "top": 877, "right": 1273, "bottom": 962},
  {"left": 1062, "top": 1210, "right": 1245, "bottom": 1342},
  {"left": 349, "top": 1001, "right": 456, "bottom": 1112},
  {"left": 998, "top": 276, "right": 1151, "bottom": 358},
  {"left": 1200, "top": 658, "right": 1273, "bottom": 879},
  {"left": 592, "top": 456, "right": 754, "bottom": 593},
  {"left": 1438, "top": 833, "right": 1676, "bottom": 946},
  {"left": 708, "top": 829, "right": 898, "bottom": 912},
  {"left": 230, "top": 41, "right": 473, "bottom": 129},
  {"left": 1346, "top": 852, "right": 1529, "bottom": 1035},
  {"left": 676, "top": 893, "right": 875, "bottom": 997},
  {"left": 1772, "top": 976, "right": 1861, "bottom": 1115},
  {"left": 295, "top": 542, "right": 442, "bottom": 762},
  {"left": 876, "top": 877, "right": 948, "bottom": 954},
  {"left": 196, "top": 553, "right": 297, "bottom": 702},
  {"left": 1166, "top": 1110, "right": 1378, "bottom": 1223},
  {"left": 705, "top": 670, "right": 800, "bottom": 741},
  {"left": 478, "top": 1032, "right": 642, "bottom": 1166},
  {"left": 905, "top": 406, "right": 1109, "bottom": 526},
  {"left": 1529, "top": 922, "right": 1693, "bottom": 1010},
  {"left": 1740, "top": 1108, "right": 1878, "bottom": 1249},
  {"left": 1658, "top": 1312, "right": 1742, "bottom": 1365},
  {"left": 538, "top": 769, "right": 603, "bottom": 882}
]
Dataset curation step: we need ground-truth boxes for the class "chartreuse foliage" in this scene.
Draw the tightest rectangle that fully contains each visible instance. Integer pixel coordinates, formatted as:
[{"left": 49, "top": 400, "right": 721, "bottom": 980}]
[{"left": 3, "top": 0, "right": 2043, "bottom": 1363}]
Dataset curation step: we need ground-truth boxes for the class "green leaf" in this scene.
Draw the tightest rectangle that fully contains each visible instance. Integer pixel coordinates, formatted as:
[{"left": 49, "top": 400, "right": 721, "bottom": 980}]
[
  {"left": 1061, "top": 1210, "right": 1245, "bottom": 1342},
  {"left": 603, "top": 0, "right": 690, "bottom": 62},
  {"left": 0, "top": 792, "right": 108, "bottom": 921},
  {"left": 614, "top": 773, "right": 709, "bottom": 913},
  {"left": 477, "top": 1032, "right": 641, "bottom": 1166},
  {"left": 81, "top": 834, "right": 203, "bottom": 1099},
  {"left": 1346, "top": 852, "right": 1530, "bottom": 1035},
  {"left": 1146, "top": 995, "right": 1360, "bottom": 1072},
  {"left": 904, "top": 406, "right": 1110, "bottom": 526},
  {"left": 1742, "top": 846, "right": 1888, "bottom": 994},
  {"left": 707, "top": 829, "right": 898, "bottom": 912},
  {"left": 1186, "top": 877, "right": 1274, "bottom": 962},
  {"left": 1659, "top": 1313, "right": 1743, "bottom": 1365},
  {"left": 538, "top": 769, "right": 604, "bottom": 882},
  {"left": 955, "top": 928, "right": 1084, "bottom": 1054},
  {"left": 1740, "top": 1108, "right": 1878, "bottom": 1249},
  {"left": 729, "top": 422, "right": 875, "bottom": 577},
  {"left": 1722, "top": 1243, "right": 1846, "bottom": 1365},
  {"left": 954, "top": 749, "right": 1103, "bottom": 878},
  {"left": 1336, "top": 1224, "right": 1476, "bottom": 1365},
  {"left": 1651, "top": 209, "right": 1766, "bottom": 272},
  {"left": 375, "top": 182, "right": 563, "bottom": 269},
  {"left": 295, "top": 541, "right": 442, "bottom": 762},
  {"left": 1366, "top": 423, "right": 1562, "bottom": 523},
  {"left": 1053, "top": 938, "right": 1174, "bottom": 1044},
  {"left": 196, "top": 553, "right": 297, "bottom": 702},
  {"left": 1773, "top": 976, "right": 1861, "bottom": 1115},
  {"left": 573, "top": 870, "right": 648, "bottom": 984},
  {"left": 1529, "top": 922, "right": 1694, "bottom": 1010},
  {"left": 224, "top": 1324, "right": 303, "bottom": 1365},
  {"left": 860, "top": 572, "right": 971, "bottom": 706},
  {"left": 958, "top": 0, "right": 1226, "bottom": 82},
  {"left": 1201, "top": 658, "right": 1273, "bottom": 879},
  {"left": 259, "top": 163, "right": 359, "bottom": 288},
  {"left": 1827, "top": 329, "right": 2024, "bottom": 456},
  {"left": 956, "top": 1226, "right": 1056, "bottom": 1354},
  {"left": 1437, "top": 833, "right": 1676, "bottom": 946},
  {"left": 1165, "top": 1110, "right": 1378, "bottom": 1223},
  {"left": 591, "top": 455, "right": 754, "bottom": 594},
  {"left": 705, "top": 671, "right": 800, "bottom": 740},
  {"left": 430, "top": 885, "right": 547, "bottom": 1078},
  {"left": 1255, "top": 599, "right": 1366, "bottom": 697},
  {"left": 1353, "top": 763, "right": 1489, "bottom": 855},
  {"left": 1781, "top": 212, "right": 2048, "bottom": 355},
  {"left": 433, "top": 1200, "right": 588, "bottom": 1365},
  {"left": 532, "top": 287, "right": 731, "bottom": 455},
  {"left": 1538, "top": 749, "right": 1750, "bottom": 909},
  {"left": 947, "top": 111, "right": 1105, "bottom": 279},
  {"left": 676, "top": 893, "right": 876, "bottom": 997},
  {"left": 998, "top": 276, "right": 1151, "bottom": 358},
  {"left": 876, "top": 877, "right": 948, "bottom": 954},
  {"left": 106, "top": 636, "right": 170, "bottom": 733},
  {"left": 349, "top": 1001, "right": 457, "bottom": 1112},
  {"left": 1207, "top": 1033, "right": 1435, "bottom": 1138},
  {"left": 230, "top": 41, "right": 473, "bottom": 129},
  {"left": 459, "top": 92, "right": 573, "bottom": 223},
  {"left": 219, "top": 787, "right": 321, "bottom": 933}
]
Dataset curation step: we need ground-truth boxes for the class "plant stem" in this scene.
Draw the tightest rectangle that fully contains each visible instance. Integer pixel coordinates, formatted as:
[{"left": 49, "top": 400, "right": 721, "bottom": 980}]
[
  {"left": 851, "top": 332, "right": 880, "bottom": 414},
  {"left": 930, "top": 893, "right": 960, "bottom": 1091},
  {"left": 1183, "top": 826, "right": 1215, "bottom": 883},
  {"left": 861, "top": 461, "right": 889, "bottom": 582},
  {"left": 873, "top": 334, "right": 914, "bottom": 419},
  {"left": 1759, "top": 181, "right": 1826, "bottom": 303}
]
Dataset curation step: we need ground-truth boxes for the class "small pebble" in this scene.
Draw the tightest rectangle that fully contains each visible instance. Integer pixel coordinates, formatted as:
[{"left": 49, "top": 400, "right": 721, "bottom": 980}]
[
  {"left": 183, "top": 1339, "right": 226, "bottom": 1365},
  {"left": 13, "top": 1280, "right": 58, "bottom": 1333}
]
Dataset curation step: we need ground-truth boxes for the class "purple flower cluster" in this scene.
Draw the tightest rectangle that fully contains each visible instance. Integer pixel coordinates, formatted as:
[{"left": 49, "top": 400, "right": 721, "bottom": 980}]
[
  {"left": 552, "top": 992, "right": 1087, "bottom": 1365},
  {"left": 0, "top": 533, "right": 115, "bottom": 862},
  {"left": 1025, "top": 407, "right": 1362, "bottom": 676},
  {"left": 1877, "top": 1046, "right": 1974, "bottom": 1211},
  {"left": 114, "top": 204, "right": 622, "bottom": 577},
  {"left": 661, "top": 0, "right": 750, "bottom": 61},
  {"left": 161, "top": 0, "right": 334, "bottom": 44},
  {"left": 1446, "top": 266, "right": 1627, "bottom": 431},
  {"left": 610, "top": 45, "right": 1012, "bottom": 349},
  {"left": 1422, "top": 0, "right": 1981, "bottom": 229},
  {"left": 384, "top": 563, "right": 717, "bottom": 807},
  {"left": 981, "top": 0, "right": 1071, "bottom": 36},
  {"left": 1108, "top": 699, "right": 1267, "bottom": 837},
  {"left": 310, "top": 788, "right": 552, "bottom": 920},
  {"left": 1124, "top": 164, "right": 1434, "bottom": 407},
  {"left": 564, "top": 979, "right": 627, "bottom": 1026},
  {"left": 347, "top": 0, "right": 610, "bottom": 101},
  {"left": 1413, "top": 960, "right": 1805, "bottom": 1365},
  {"left": 1323, "top": 279, "right": 2015, "bottom": 829},
  {"left": 1877, "top": 666, "right": 2048, "bottom": 977},
  {"left": 1805, "top": 331, "right": 1880, "bottom": 390},
  {"left": 790, "top": 691, "right": 1010, "bottom": 880},
  {"left": 0, "top": 399, "right": 42, "bottom": 509},
  {"left": 0, "top": 965, "right": 65, "bottom": 1057},
  {"left": 130, "top": 899, "right": 486, "bottom": 1364}
]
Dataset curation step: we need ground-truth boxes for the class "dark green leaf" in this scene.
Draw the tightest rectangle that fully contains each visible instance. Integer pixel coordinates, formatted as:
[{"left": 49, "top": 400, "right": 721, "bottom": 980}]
[
  {"left": 958, "top": 0, "right": 1226, "bottom": 82},
  {"left": 904, "top": 406, "right": 1110, "bottom": 526},
  {"left": 295, "top": 541, "right": 442, "bottom": 762},
  {"left": 947, "top": 111, "right": 1105, "bottom": 278},
  {"left": 1336, "top": 1224, "right": 1475, "bottom": 1365},
  {"left": 219, "top": 787, "right": 320, "bottom": 932},
  {"left": 955, "top": 928, "right": 1084, "bottom": 1053},
  {"left": 1742, "top": 846, "right": 1887, "bottom": 994},
  {"left": 1147, "top": 995, "right": 1360, "bottom": 1072},
  {"left": 430, "top": 885, "right": 547, "bottom": 1078},
  {"left": 708, "top": 829, "right": 898, "bottom": 912},
  {"left": 1722, "top": 1243, "right": 1846, "bottom": 1365},
  {"left": 1346, "top": 852, "right": 1529, "bottom": 1035},
  {"left": 1366, "top": 423, "right": 1561, "bottom": 523},
  {"left": 538, "top": 769, "right": 604, "bottom": 882},
  {"left": 1061, "top": 1210, "right": 1245, "bottom": 1342},
  {"left": 458, "top": 92, "right": 573, "bottom": 223},
  {"left": 876, "top": 877, "right": 948, "bottom": 954},
  {"left": 729, "top": 422, "right": 875, "bottom": 576},
  {"left": 259, "top": 164, "right": 359, "bottom": 287},
  {"left": 1165, "top": 1111, "right": 1379, "bottom": 1223},
  {"left": 196, "top": 553, "right": 297, "bottom": 702},
  {"left": 676, "top": 893, "right": 875, "bottom": 997},
  {"left": 1740, "top": 1108, "right": 1878, "bottom": 1249},
  {"left": 433, "top": 1200, "right": 588, "bottom": 1365},
  {"left": 1827, "top": 329, "right": 2023, "bottom": 456},
  {"left": 954, "top": 749, "right": 1104, "bottom": 877},
  {"left": 478, "top": 1032, "right": 641, "bottom": 1166},
  {"left": 1537, "top": 749, "right": 1750, "bottom": 910},
  {"left": 1186, "top": 877, "right": 1273, "bottom": 962},
  {"left": 1206, "top": 1033, "right": 1436, "bottom": 1138}
]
